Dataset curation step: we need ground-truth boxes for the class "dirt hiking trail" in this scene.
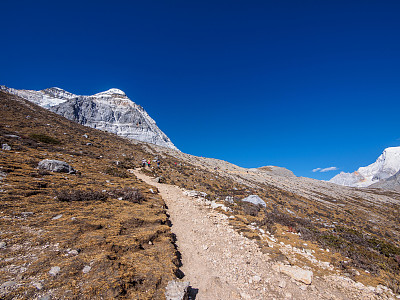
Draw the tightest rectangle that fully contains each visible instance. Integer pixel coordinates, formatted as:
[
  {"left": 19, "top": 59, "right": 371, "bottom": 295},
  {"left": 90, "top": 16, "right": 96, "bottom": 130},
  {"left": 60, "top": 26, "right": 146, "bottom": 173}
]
[{"left": 134, "top": 171, "right": 383, "bottom": 300}]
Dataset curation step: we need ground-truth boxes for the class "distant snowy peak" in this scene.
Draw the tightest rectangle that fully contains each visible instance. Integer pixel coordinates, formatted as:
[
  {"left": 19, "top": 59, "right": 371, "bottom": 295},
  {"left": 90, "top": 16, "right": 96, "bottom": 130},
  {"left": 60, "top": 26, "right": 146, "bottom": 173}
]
[
  {"left": 0, "top": 85, "right": 178, "bottom": 150},
  {"left": 329, "top": 146, "right": 400, "bottom": 187},
  {"left": 94, "top": 88, "right": 126, "bottom": 97}
]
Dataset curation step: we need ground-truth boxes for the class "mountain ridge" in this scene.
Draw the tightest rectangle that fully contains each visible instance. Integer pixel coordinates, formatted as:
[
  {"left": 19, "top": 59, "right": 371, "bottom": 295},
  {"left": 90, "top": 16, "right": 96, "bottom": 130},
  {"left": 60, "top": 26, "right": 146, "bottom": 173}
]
[
  {"left": 0, "top": 85, "right": 178, "bottom": 150},
  {"left": 329, "top": 146, "right": 400, "bottom": 188}
]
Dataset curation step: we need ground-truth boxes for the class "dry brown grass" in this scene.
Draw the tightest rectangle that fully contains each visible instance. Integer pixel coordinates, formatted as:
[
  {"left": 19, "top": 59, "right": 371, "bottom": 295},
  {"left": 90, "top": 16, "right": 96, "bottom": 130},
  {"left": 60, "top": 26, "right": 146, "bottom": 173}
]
[{"left": 0, "top": 92, "right": 179, "bottom": 299}]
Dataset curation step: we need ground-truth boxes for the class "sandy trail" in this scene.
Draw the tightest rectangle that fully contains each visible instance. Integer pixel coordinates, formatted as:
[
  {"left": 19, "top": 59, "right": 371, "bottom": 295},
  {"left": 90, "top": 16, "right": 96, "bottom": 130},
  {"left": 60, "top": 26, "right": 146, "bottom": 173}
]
[{"left": 134, "top": 171, "right": 378, "bottom": 300}]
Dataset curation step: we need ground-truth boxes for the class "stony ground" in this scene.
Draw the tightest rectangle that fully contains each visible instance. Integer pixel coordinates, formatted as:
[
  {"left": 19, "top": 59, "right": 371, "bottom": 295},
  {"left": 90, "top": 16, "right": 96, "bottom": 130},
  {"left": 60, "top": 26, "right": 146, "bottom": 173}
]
[{"left": 135, "top": 171, "right": 397, "bottom": 300}]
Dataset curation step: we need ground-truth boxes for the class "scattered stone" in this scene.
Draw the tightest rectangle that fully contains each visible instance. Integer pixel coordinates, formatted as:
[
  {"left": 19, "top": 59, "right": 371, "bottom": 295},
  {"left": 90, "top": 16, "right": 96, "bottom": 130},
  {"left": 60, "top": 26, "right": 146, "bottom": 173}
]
[
  {"left": 275, "top": 263, "right": 313, "bottom": 285},
  {"left": 38, "top": 295, "right": 51, "bottom": 300},
  {"left": 2, "top": 143, "right": 11, "bottom": 151},
  {"left": 165, "top": 280, "right": 190, "bottom": 300},
  {"left": 149, "top": 188, "right": 155, "bottom": 194},
  {"left": 225, "top": 196, "right": 234, "bottom": 203},
  {"left": 68, "top": 249, "right": 79, "bottom": 256},
  {"left": 183, "top": 190, "right": 207, "bottom": 198},
  {"left": 155, "top": 176, "right": 165, "bottom": 183},
  {"left": 241, "top": 195, "right": 266, "bottom": 207},
  {"left": 0, "top": 241, "right": 6, "bottom": 249},
  {"left": 52, "top": 214, "right": 63, "bottom": 220},
  {"left": 0, "top": 171, "right": 7, "bottom": 180},
  {"left": 1, "top": 281, "right": 16, "bottom": 289},
  {"left": 21, "top": 212, "right": 34, "bottom": 218},
  {"left": 86, "top": 142, "right": 93, "bottom": 146},
  {"left": 38, "top": 159, "right": 76, "bottom": 174},
  {"left": 304, "top": 249, "right": 312, "bottom": 256},
  {"left": 299, "top": 284, "right": 308, "bottom": 291},
  {"left": 49, "top": 266, "right": 60, "bottom": 276},
  {"left": 32, "top": 282, "right": 43, "bottom": 290},
  {"left": 83, "top": 134, "right": 88, "bottom": 138},
  {"left": 252, "top": 275, "right": 261, "bottom": 283},
  {"left": 82, "top": 265, "right": 91, "bottom": 274},
  {"left": 279, "top": 280, "right": 287, "bottom": 288},
  {"left": 4, "top": 134, "right": 20, "bottom": 138}
]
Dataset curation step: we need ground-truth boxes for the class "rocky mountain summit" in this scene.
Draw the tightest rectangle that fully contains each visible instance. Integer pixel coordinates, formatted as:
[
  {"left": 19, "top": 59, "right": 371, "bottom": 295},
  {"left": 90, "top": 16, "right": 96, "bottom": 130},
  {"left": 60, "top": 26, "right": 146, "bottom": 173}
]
[
  {"left": 329, "top": 146, "right": 400, "bottom": 188},
  {"left": 0, "top": 85, "right": 178, "bottom": 150},
  {"left": 370, "top": 169, "right": 400, "bottom": 192}
]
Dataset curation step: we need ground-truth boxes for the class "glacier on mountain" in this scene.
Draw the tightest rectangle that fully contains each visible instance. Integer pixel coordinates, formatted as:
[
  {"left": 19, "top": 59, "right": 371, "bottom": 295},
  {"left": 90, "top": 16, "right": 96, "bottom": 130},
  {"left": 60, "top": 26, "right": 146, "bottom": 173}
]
[
  {"left": 329, "top": 146, "right": 400, "bottom": 187},
  {"left": 0, "top": 85, "right": 178, "bottom": 150}
]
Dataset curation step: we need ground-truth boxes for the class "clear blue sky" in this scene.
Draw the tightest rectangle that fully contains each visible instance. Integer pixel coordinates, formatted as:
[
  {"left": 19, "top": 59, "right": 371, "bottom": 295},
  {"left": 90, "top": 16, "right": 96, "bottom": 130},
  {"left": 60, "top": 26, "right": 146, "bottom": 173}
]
[{"left": 1, "top": 0, "right": 400, "bottom": 180}]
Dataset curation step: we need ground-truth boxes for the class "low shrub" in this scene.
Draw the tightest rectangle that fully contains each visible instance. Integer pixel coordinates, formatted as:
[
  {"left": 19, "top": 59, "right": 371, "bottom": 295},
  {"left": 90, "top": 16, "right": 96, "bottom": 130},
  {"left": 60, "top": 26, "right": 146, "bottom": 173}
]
[
  {"left": 56, "top": 189, "right": 108, "bottom": 202},
  {"left": 109, "top": 187, "right": 145, "bottom": 203},
  {"left": 240, "top": 202, "right": 261, "bottom": 216},
  {"left": 105, "top": 167, "right": 128, "bottom": 178},
  {"left": 29, "top": 133, "right": 61, "bottom": 145}
]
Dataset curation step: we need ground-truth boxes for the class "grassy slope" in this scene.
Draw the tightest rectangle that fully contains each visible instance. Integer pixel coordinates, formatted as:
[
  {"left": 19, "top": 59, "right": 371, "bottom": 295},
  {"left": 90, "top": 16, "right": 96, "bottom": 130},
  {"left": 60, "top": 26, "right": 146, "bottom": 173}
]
[
  {"left": 1, "top": 90, "right": 400, "bottom": 296},
  {"left": 0, "top": 92, "right": 179, "bottom": 299}
]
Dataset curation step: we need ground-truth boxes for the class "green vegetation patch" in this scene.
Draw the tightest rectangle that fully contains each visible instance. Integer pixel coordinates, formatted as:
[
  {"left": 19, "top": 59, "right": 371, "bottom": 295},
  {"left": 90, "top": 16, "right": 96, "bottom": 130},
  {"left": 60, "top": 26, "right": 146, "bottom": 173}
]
[{"left": 29, "top": 133, "right": 61, "bottom": 144}]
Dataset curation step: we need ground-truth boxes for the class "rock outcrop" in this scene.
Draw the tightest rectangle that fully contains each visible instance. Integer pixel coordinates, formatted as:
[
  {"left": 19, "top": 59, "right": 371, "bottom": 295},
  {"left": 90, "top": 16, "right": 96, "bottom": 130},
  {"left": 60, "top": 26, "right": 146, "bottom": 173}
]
[
  {"left": 38, "top": 159, "right": 76, "bottom": 174},
  {"left": 241, "top": 195, "right": 266, "bottom": 207},
  {"left": 370, "top": 169, "right": 400, "bottom": 192},
  {"left": 165, "top": 280, "right": 190, "bottom": 300},
  {"left": 0, "top": 86, "right": 178, "bottom": 150}
]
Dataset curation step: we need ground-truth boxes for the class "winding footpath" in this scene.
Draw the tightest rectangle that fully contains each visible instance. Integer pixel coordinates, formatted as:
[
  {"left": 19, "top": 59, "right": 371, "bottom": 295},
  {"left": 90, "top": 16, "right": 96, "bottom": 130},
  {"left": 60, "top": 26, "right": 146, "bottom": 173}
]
[{"left": 134, "top": 171, "right": 384, "bottom": 300}]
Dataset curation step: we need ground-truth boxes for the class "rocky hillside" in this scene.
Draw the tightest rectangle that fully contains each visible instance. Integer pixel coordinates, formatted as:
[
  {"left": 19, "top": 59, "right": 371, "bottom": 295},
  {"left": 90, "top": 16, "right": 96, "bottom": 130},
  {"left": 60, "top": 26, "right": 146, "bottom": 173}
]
[
  {"left": 371, "top": 170, "right": 400, "bottom": 192},
  {"left": 1, "top": 90, "right": 400, "bottom": 298},
  {"left": 330, "top": 147, "right": 400, "bottom": 188},
  {"left": 0, "top": 91, "right": 180, "bottom": 299},
  {"left": 0, "top": 85, "right": 178, "bottom": 150}
]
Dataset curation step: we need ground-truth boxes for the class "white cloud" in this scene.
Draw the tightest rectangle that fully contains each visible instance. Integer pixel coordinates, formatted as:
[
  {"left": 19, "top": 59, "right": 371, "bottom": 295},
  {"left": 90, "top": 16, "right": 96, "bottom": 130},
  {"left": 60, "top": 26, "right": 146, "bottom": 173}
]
[{"left": 312, "top": 167, "right": 339, "bottom": 173}]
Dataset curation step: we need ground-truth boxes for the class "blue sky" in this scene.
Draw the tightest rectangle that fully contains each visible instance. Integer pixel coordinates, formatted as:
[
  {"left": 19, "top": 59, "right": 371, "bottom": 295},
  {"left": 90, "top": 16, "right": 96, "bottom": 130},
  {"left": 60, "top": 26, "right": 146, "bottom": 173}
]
[{"left": 1, "top": 0, "right": 400, "bottom": 180}]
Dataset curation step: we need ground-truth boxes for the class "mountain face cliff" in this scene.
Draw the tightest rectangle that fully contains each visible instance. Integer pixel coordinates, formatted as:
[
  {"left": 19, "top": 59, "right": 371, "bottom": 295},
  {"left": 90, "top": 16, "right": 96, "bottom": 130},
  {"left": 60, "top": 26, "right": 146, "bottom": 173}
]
[
  {"left": 0, "top": 86, "right": 178, "bottom": 150},
  {"left": 329, "top": 146, "right": 400, "bottom": 187}
]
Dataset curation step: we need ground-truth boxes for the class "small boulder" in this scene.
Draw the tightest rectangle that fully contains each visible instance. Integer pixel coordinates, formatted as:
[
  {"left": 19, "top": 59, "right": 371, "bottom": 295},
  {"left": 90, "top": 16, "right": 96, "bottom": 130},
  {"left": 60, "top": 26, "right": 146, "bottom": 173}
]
[
  {"left": 49, "top": 266, "right": 61, "bottom": 276},
  {"left": 165, "top": 280, "right": 190, "bottom": 300},
  {"left": 38, "top": 159, "right": 76, "bottom": 174},
  {"left": 241, "top": 195, "right": 266, "bottom": 207},
  {"left": 275, "top": 263, "right": 313, "bottom": 285},
  {"left": 155, "top": 176, "right": 165, "bottom": 183},
  {"left": 2, "top": 144, "right": 11, "bottom": 151}
]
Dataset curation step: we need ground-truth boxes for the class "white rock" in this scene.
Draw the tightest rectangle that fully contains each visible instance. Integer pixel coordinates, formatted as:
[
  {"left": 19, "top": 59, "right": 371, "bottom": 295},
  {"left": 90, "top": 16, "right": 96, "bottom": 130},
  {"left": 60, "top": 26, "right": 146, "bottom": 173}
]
[
  {"left": 165, "top": 280, "right": 190, "bottom": 300},
  {"left": 52, "top": 214, "right": 63, "bottom": 220},
  {"left": 279, "top": 280, "right": 287, "bottom": 288},
  {"left": 68, "top": 249, "right": 79, "bottom": 256},
  {"left": 32, "top": 282, "right": 43, "bottom": 290},
  {"left": 49, "top": 266, "right": 60, "bottom": 276},
  {"left": 2, "top": 144, "right": 11, "bottom": 151},
  {"left": 276, "top": 264, "right": 313, "bottom": 285},
  {"left": 82, "top": 265, "right": 91, "bottom": 274},
  {"left": 241, "top": 195, "right": 266, "bottom": 207}
]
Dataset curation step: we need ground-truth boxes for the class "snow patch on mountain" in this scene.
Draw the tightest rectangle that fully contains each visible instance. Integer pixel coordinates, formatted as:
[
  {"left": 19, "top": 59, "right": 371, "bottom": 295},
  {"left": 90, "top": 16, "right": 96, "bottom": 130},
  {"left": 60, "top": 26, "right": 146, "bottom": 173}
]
[
  {"left": 329, "top": 146, "right": 400, "bottom": 187},
  {"left": 0, "top": 85, "right": 178, "bottom": 150}
]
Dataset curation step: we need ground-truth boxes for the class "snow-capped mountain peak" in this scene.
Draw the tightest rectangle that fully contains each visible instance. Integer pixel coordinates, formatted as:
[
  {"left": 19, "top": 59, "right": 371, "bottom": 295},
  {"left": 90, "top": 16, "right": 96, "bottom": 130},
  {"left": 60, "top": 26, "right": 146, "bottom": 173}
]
[
  {"left": 94, "top": 88, "right": 127, "bottom": 97},
  {"left": 329, "top": 146, "right": 400, "bottom": 187},
  {"left": 0, "top": 85, "right": 178, "bottom": 150}
]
